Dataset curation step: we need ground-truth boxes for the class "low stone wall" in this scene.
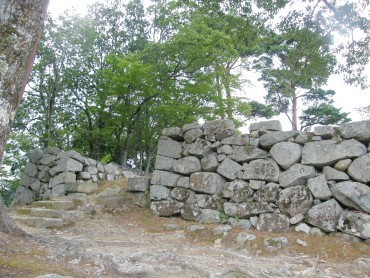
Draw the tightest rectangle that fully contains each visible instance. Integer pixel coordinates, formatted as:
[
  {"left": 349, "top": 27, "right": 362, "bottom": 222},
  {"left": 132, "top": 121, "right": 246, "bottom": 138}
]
[
  {"left": 150, "top": 119, "right": 370, "bottom": 242},
  {"left": 13, "top": 147, "right": 146, "bottom": 206}
]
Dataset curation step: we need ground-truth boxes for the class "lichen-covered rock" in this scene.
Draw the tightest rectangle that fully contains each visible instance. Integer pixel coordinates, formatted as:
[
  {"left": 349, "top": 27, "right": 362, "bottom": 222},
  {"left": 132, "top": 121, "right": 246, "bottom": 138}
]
[
  {"left": 257, "top": 213, "right": 290, "bottom": 232},
  {"left": 201, "top": 152, "right": 219, "bottom": 172},
  {"left": 181, "top": 202, "right": 201, "bottom": 222},
  {"left": 200, "top": 209, "right": 221, "bottom": 224},
  {"left": 173, "top": 156, "right": 202, "bottom": 175},
  {"left": 301, "top": 139, "right": 367, "bottom": 167},
  {"left": 323, "top": 166, "right": 350, "bottom": 181},
  {"left": 264, "top": 237, "right": 289, "bottom": 252},
  {"left": 278, "top": 185, "right": 313, "bottom": 218},
  {"left": 279, "top": 164, "right": 316, "bottom": 188},
  {"left": 217, "top": 158, "right": 242, "bottom": 180},
  {"left": 238, "top": 202, "right": 274, "bottom": 218},
  {"left": 337, "top": 210, "right": 370, "bottom": 239},
  {"left": 183, "top": 122, "right": 202, "bottom": 133},
  {"left": 154, "top": 155, "right": 175, "bottom": 171},
  {"left": 150, "top": 200, "right": 183, "bottom": 216},
  {"left": 306, "top": 199, "right": 343, "bottom": 232},
  {"left": 249, "top": 120, "right": 282, "bottom": 132},
  {"left": 49, "top": 172, "right": 76, "bottom": 187},
  {"left": 149, "top": 185, "right": 171, "bottom": 200},
  {"left": 184, "top": 128, "right": 203, "bottom": 143},
  {"left": 270, "top": 142, "right": 302, "bottom": 170},
  {"left": 195, "top": 194, "right": 224, "bottom": 211},
  {"left": 217, "top": 144, "right": 233, "bottom": 155},
  {"left": 66, "top": 181, "right": 98, "bottom": 194},
  {"left": 203, "top": 119, "right": 236, "bottom": 142},
  {"left": 307, "top": 174, "right": 332, "bottom": 200},
  {"left": 151, "top": 170, "right": 182, "bottom": 187},
  {"left": 188, "top": 138, "right": 213, "bottom": 158},
  {"left": 228, "top": 218, "right": 252, "bottom": 230},
  {"left": 189, "top": 172, "right": 226, "bottom": 195},
  {"left": 259, "top": 130, "right": 298, "bottom": 149},
  {"left": 229, "top": 145, "right": 268, "bottom": 163},
  {"left": 243, "top": 159, "right": 280, "bottom": 182},
  {"left": 331, "top": 181, "right": 370, "bottom": 213},
  {"left": 314, "top": 126, "right": 337, "bottom": 139},
  {"left": 170, "top": 187, "right": 192, "bottom": 202},
  {"left": 340, "top": 120, "right": 370, "bottom": 143},
  {"left": 221, "top": 134, "right": 249, "bottom": 145},
  {"left": 177, "top": 176, "right": 190, "bottom": 188},
  {"left": 347, "top": 153, "right": 370, "bottom": 183},
  {"left": 228, "top": 180, "right": 254, "bottom": 202},
  {"left": 253, "top": 182, "right": 280, "bottom": 203},
  {"left": 157, "top": 137, "right": 183, "bottom": 159},
  {"left": 49, "top": 157, "right": 83, "bottom": 176}
]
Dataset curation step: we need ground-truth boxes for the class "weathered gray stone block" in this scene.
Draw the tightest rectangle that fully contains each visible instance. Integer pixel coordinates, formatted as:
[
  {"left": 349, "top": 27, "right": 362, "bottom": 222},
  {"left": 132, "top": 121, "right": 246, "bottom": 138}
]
[
  {"left": 259, "top": 130, "right": 298, "bottom": 149},
  {"left": 340, "top": 120, "right": 370, "bottom": 143},
  {"left": 184, "top": 128, "right": 203, "bottom": 143},
  {"left": 279, "top": 164, "right": 316, "bottom": 188},
  {"left": 200, "top": 209, "right": 221, "bottom": 224},
  {"left": 228, "top": 219, "right": 252, "bottom": 230},
  {"left": 84, "top": 166, "right": 98, "bottom": 175},
  {"left": 29, "top": 148, "right": 43, "bottom": 163},
  {"left": 334, "top": 159, "right": 352, "bottom": 171},
  {"left": 314, "top": 126, "right": 337, "bottom": 139},
  {"left": 217, "top": 158, "right": 242, "bottom": 180},
  {"left": 301, "top": 139, "right": 367, "bottom": 167},
  {"left": 154, "top": 155, "right": 175, "bottom": 171},
  {"left": 151, "top": 170, "right": 182, "bottom": 187},
  {"left": 162, "top": 127, "right": 183, "bottom": 140},
  {"left": 323, "top": 166, "right": 350, "bottom": 181},
  {"left": 181, "top": 202, "right": 201, "bottom": 222},
  {"left": 183, "top": 122, "right": 202, "bottom": 133},
  {"left": 257, "top": 213, "right": 290, "bottom": 232},
  {"left": 170, "top": 187, "right": 192, "bottom": 202},
  {"left": 248, "top": 180, "right": 265, "bottom": 190},
  {"left": 201, "top": 152, "right": 219, "bottom": 172},
  {"left": 270, "top": 142, "right": 302, "bottom": 170},
  {"left": 230, "top": 145, "right": 268, "bottom": 163},
  {"left": 66, "top": 181, "right": 98, "bottom": 194},
  {"left": 50, "top": 157, "right": 83, "bottom": 176},
  {"left": 127, "top": 177, "right": 150, "bottom": 192},
  {"left": 264, "top": 237, "right": 289, "bottom": 251},
  {"left": 189, "top": 172, "right": 226, "bottom": 195},
  {"left": 221, "top": 134, "right": 249, "bottom": 145},
  {"left": 20, "top": 174, "right": 36, "bottom": 188},
  {"left": 157, "top": 137, "right": 183, "bottom": 159},
  {"left": 188, "top": 138, "right": 212, "bottom": 158},
  {"left": 77, "top": 172, "right": 91, "bottom": 180},
  {"left": 30, "top": 179, "right": 41, "bottom": 192},
  {"left": 331, "top": 181, "right": 370, "bottom": 213},
  {"left": 347, "top": 153, "right": 370, "bottom": 183},
  {"left": 225, "top": 180, "right": 254, "bottom": 202},
  {"left": 40, "top": 154, "right": 58, "bottom": 166},
  {"left": 278, "top": 185, "right": 313, "bottom": 218},
  {"left": 337, "top": 210, "right": 370, "bottom": 239},
  {"left": 173, "top": 156, "right": 202, "bottom": 175},
  {"left": 150, "top": 185, "right": 171, "bottom": 200},
  {"left": 249, "top": 120, "right": 282, "bottom": 132},
  {"left": 49, "top": 172, "right": 76, "bottom": 188},
  {"left": 177, "top": 176, "right": 190, "bottom": 188},
  {"left": 306, "top": 199, "right": 343, "bottom": 232},
  {"left": 24, "top": 162, "right": 38, "bottom": 178},
  {"left": 38, "top": 168, "right": 51, "bottom": 182},
  {"left": 151, "top": 200, "right": 183, "bottom": 216},
  {"left": 11, "top": 186, "right": 35, "bottom": 206},
  {"left": 51, "top": 184, "right": 66, "bottom": 196},
  {"left": 243, "top": 159, "right": 280, "bottom": 182},
  {"left": 307, "top": 174, "right": 332, "bottom": 200},
  {"left": 295, "top": 132, "right": 311, "bottom": 145},
  {"left": 253, "top": 182, "right": 280, "bottom": 203},
  {"left": 217, "top": 145, "right": 233, "bottom": 155},
  {"left": 195, "top": 194, "right": 224, "bottom": 211},
  {"left": 203, "top": 119, "right": 236, "bottom": 142},
  {"left": 238, "top": 202, "right": 274, "bottom": 218}
]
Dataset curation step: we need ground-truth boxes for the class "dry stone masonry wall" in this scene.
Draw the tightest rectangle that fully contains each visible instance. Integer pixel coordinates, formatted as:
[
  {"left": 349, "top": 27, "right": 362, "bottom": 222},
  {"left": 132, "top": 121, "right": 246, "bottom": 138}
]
[
  {"left": 150, "top": 119, "right": 370, "bottom": 242},
  {"left": 13, "top": 148, "right": 146, "bottom": 206}
]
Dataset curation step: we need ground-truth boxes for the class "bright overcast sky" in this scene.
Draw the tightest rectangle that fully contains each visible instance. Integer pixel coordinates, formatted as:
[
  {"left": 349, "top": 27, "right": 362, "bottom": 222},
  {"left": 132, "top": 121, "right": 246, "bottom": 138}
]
[{"left": 47, "top": 0, "right": 370, "bottom": 130}]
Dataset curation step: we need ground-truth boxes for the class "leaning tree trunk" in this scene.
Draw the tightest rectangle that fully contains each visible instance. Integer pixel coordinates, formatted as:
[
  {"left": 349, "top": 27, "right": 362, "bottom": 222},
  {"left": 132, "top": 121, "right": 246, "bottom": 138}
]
[{"left": 0, "top": 0, "right": 49, "bottom": 235}]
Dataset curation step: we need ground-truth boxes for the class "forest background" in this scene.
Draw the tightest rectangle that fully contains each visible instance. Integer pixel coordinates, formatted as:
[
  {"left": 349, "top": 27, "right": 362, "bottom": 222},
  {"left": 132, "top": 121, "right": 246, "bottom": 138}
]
[{"left": 1, "top": 0, "right": 369, "bottom": 205}]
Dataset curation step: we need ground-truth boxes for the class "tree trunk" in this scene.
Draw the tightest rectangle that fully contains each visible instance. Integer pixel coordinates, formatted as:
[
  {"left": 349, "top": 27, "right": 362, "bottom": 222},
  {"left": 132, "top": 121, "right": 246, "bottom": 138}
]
[
  {"left": 0, "top": 0, "right": 49, "bottom": 235},
  {"left": 292, "top": 95, "right": 298, "bottom": 131}
]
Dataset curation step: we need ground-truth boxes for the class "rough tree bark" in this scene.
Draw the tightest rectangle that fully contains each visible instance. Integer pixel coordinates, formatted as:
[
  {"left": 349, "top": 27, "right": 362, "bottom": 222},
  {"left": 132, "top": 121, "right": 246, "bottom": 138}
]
[{"left": 0, "top": 0, "right": 49, "bottom": 235}]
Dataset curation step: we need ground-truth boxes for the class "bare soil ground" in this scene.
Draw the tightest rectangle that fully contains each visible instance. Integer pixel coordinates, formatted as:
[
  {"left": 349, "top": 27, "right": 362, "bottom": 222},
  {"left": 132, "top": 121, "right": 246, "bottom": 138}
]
[{"left": 1, "top": 207, "right": 370, "bottom": 278}]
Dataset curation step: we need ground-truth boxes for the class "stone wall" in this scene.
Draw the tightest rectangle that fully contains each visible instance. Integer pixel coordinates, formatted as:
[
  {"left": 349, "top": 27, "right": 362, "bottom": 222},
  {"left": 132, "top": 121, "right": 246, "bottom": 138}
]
[
  {"left": 150, "top": 119, "right": 370, "bottom": 241},
  {"left": 13, "top": 148, "right": 146, "bottom": 206}
]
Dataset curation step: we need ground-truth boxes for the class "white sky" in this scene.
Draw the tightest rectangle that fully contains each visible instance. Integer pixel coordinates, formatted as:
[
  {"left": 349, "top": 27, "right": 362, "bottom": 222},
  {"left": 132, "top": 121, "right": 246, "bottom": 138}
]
[{"left": 47, "top": 0, "right": 370, "bottom": 131}]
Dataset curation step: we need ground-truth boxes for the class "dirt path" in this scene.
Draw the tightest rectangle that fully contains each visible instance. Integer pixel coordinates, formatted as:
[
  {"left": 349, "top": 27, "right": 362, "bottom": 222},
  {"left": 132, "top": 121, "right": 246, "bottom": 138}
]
[{"left": 3, "top": 207, "right": 370, "bottom": 277}]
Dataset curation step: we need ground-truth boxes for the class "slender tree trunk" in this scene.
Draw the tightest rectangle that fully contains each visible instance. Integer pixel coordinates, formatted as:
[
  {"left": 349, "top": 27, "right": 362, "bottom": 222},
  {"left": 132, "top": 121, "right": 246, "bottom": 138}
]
[
  {"left": 292, "top": 95, "right": 298, "bottom": 131},
  {"left": 0, "top": 0, "right": 49, "bottom": 235}
]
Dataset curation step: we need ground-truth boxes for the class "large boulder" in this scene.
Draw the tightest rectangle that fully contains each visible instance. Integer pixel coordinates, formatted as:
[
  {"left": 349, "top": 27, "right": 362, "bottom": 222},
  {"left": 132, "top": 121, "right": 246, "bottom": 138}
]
[
  {"left": 301, "top": 139, "right": 367, "bottom": 167},
  {"left": 203, "top": 119, "right": 236, "bottom": 142},
  {"left": 277, "top": 185, "right": 313, "bottom": 218},
  {"left": 270, "top": 142, "right": 302, "bottom": 170},
  {"left": 249, "top": 120, "right": 282, "bottom": 132},
  {"left": 242, "top": 159, "right": 280, "bottom": 182},
  {"left": 257, "top": 213, "right": 290, "bottom": 232},
  {"left": 347, "top": 153, "right": 370, "bottom": 183},
  {"left": 279, "top": 164, "right": 316, "bottom": 188},
  {"left": 49, "top": 172, "right": 76, "bottom": 188},
  {"left": 229, "top": 146, "right": 268, "bottom": 163},
  {"left": 150, "top": 200, "right": 183, "bottom": 216},
  {"left": 157, "top": 137, "right": 183, "bottom": 159},
  {"left": 151, "top": 170, "right": 182, "bottom": 187},
  {"left": 217, "top": 158, "right": 242, "bottom": 180},
  {"left": 173, "top": 156, "right": 202, "bottom": 175},
  {"left": 189, "top": 172, "right": 226, "bottom": 195},
  {"left": 337, "top": 210, "right": 370, "bottom": 239},
  {"left": 331, "top": 181, "right": 370, "bottom": 213},
  {"left": 259, "top": 130, "right": 298, "bottom": 149},
  {"left": 340, "top": 120, "right": 370, "bottom": 143},
  {"left": 305, "top": 199, "right": 343, "bottom": 232},
  {"left": 307, "top": 174, "right": 332, "bottom": 200},
  {"left": 154, "top": 155, "right": 175, "bottom": 171},
  {"left": 49, "top": 157, "right": 83, "bottom": 176}
]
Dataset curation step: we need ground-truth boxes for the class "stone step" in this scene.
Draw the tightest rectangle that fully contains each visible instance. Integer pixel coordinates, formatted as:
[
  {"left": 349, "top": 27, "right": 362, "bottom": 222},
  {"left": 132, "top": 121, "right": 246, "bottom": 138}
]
[
  {"left": 31, "top": 200, "right": 75, "bottom": 210},
  {"left": 28, "top": 208, "right": 63, "bottom": 218},
  {"left": 12, "top": 215, "right": 67, "bottom": 229}
]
